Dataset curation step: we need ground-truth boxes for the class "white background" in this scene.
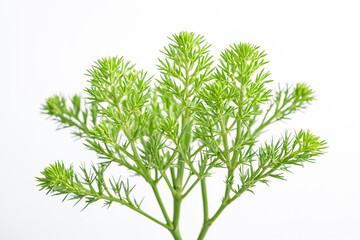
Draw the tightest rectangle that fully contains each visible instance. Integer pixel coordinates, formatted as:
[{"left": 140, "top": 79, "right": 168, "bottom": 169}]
[{"left": 1, "top": 0, "right": 360, "bottom": 239}]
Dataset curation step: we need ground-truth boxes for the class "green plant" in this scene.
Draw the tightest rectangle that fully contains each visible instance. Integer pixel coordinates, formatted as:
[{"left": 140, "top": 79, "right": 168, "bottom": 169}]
[{"left": 37, "top": 31, "right": 326, "bottom": 239}]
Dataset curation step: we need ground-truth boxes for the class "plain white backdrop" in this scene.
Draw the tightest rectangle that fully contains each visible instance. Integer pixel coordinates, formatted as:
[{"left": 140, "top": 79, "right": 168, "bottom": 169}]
[{"left": 1, "top": 0, "right": 360, "bottom": 239}]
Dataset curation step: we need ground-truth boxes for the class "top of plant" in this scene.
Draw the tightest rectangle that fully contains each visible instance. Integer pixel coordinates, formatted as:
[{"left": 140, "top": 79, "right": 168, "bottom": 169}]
[{"left": 37, "top": 31, "right": 326, "bottom": 240}]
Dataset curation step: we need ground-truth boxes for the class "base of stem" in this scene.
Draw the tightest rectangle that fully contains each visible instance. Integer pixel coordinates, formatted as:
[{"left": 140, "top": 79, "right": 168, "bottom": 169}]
[
  {"left": 171, "top": 228, "right": 182, "bottom": 240},
  {"left": 197, "top": 223, "right": 211, "bottom": 240}
]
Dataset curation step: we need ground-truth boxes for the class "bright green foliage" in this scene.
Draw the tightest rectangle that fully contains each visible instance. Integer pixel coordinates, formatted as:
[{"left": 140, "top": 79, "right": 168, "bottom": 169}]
[{"left": 37, "top": 31, "right": 326, "bottom": 240}]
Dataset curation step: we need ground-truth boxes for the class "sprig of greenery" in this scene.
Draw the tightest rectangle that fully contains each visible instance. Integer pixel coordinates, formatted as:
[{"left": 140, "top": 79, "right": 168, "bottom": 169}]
[{"left": 38, "top": 31, "right": 326, "bottom": 240}]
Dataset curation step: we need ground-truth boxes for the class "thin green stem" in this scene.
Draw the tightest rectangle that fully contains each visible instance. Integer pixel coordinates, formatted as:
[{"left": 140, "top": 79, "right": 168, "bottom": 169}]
[
  {"left": 197, "top": 200, "right": 231, "bottom": 240},
  {"left": 201, "top": 178, "right": 209, "bottom": 222},
  {"left": 197, "top": 223, "right": 211, "bottom": 240},
  {"left": 172, "top": 196, "right": 182, "bottom": 238},
  {"left": 230, "top": 84, "right": 244, "bottom": 162},
  {"left": 171, "top": 228, "right": 182, "bottom": 240},
  {"left": 182, "top": 177, "right": 201, "bottom": 199},
  {"left": 172, "top": 66, "right": 192, "bottom": 238},
  {"left": 182, "top": 165, "right": 212, "bottom": 199},
  {"left": 160, "top": 170, "right": 176, "bottom": 195},
  {"left": 223, "top": 169, "right": 234, "bottom": 203},
  {"left": 191, "top": 145, "right": 205, "bottom": 158},
  {"left": 182, "top": 171, "right": 192, "bottom": 190},
  {"left": 170, "top": 167, "right": 176, "bottom": 185},
  {"left": 220, "top": 118, "right": 230, "bottom": 164},
  {"left": 123, "top": 198, "right": 170, "bottom": 230},
  {"left": 62, "top": 181, "right": 170, "bottom": 230},
  {"left": 151, "top": 183, "right": 173, "bottom": 227},
  {"left": 197, "top": 168, "right": 234, "bottom": 240},
  {"left": 164, "top": 150, "right": 178, "bottom": 169},
  {"left": 230, "top": 108, "right": 242, "bottom": 165},
  {"left": 122, "top": 126, "right": 152, "bottom": 181}
]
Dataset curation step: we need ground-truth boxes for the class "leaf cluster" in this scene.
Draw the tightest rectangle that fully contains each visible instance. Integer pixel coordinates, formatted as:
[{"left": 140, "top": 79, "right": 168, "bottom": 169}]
[{"left": 37, "top": 161, "right": 142, "bottom": 210}]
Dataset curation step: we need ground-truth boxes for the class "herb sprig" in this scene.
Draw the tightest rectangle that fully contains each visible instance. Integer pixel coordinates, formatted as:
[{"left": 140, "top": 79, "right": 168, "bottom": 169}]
[{"left": 37, "top": 31, "right": 326, "bottom": 240}]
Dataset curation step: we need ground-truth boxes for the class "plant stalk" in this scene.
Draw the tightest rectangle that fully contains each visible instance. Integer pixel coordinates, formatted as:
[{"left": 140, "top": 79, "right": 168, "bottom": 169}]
[
  {"left": 172, "top": 67, "right": 192, "bottom": 238},
  {"left": 171, "top": 227, "right": 182, "bottom": 240},
  {"left": 151, "top": 184, "right": 172, "bottom": 226}
]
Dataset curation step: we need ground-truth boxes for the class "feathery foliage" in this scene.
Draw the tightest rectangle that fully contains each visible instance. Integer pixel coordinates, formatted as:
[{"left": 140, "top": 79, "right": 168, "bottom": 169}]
[{"left": 37, "top": 31, "right": 326, "bottom": 240}]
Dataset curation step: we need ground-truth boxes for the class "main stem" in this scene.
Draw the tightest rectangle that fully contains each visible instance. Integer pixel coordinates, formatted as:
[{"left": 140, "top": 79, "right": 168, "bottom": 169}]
[
  {"left": 198, "top": 178, "right": 210, "bottom": 240},
  {"left": 172, "top": 68, "right": 192, "bottom": 240},
  {"left": 171, "top": 197, "right": 182, "bottom": 239},
  {"left": 171, "top": 228, "right": 182, "bottom": 240}
]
